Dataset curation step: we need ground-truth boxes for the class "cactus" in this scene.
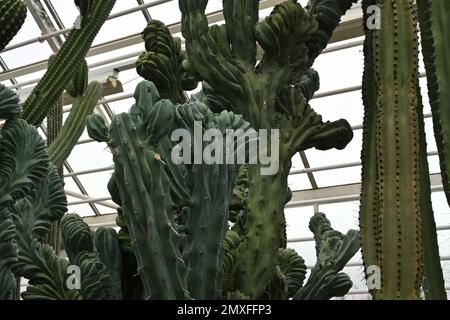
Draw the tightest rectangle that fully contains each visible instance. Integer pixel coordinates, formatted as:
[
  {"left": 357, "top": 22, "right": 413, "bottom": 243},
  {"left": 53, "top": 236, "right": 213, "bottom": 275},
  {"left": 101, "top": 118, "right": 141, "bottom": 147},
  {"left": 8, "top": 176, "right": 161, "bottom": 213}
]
[
  {"left": 94, "top": 227, "right": 123, "bottom": 300},
  {"left": 417, "top": 0, "right": 450, "bottom": 208},
  {"left": 22, "top": 0, "right": 116, "bottom": 126},
  {"left": 88, "top": 82, "right": 189, "bottom": 300},
  {"left": 359, "top": 0, "right": 423, "bottom": 300},
  {"left": 60, "top": 214, "right": 122, "bottom": 300},
  {"left": 416, "top": 1, "right": 450, "bottom": 298},
  {"left": 180, "top": 0, "right": 355, "bottom": 298},
  {"left": 294, "top": 213, "right": 359, "bottom": 300},
  {"left": 0, "top": 0, "right": 27, "bottom": 51},
  {"left": 136, "top": 20, "right": 198, "bottom": 104},
  {"left": 47, "top": 81, "right": 103, "bottom": 167}
]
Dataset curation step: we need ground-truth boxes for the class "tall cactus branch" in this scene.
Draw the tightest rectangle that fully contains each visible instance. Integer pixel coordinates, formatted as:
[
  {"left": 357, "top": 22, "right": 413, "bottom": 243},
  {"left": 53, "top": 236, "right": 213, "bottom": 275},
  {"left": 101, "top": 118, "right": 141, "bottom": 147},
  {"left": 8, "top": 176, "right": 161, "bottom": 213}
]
[
  {"left": 359, "top": 0, "right": 423, "bottom": 300},
  {"left": 22, "top": 0, "right": 116, "bottom": 126}
]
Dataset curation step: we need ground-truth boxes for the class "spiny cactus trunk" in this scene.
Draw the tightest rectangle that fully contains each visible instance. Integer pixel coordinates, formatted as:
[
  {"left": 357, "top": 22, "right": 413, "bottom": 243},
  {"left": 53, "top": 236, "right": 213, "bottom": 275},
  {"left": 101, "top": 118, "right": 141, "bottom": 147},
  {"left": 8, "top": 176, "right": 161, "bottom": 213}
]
[
  {"left": 234, "top": 164, "right": 290, "bottom": 299},
  {"left": 360, "top": 0, "right": 423, "bottom": 300},
  {"left": 23, "top": 0, "right": 116, "bottom": 126},
  {"left": 0, "top": 0, "right": 27, "bottom": 51}
]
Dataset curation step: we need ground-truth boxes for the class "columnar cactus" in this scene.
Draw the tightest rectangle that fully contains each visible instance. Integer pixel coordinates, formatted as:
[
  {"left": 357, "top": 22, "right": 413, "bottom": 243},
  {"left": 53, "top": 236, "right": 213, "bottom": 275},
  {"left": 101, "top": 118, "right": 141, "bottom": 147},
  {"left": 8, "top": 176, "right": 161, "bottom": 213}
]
[
  {"left": 359, "top": 0, "right": 424, "bottom": 300},
  {"left": 23, "top": 0, "right": 116, "bottom": 126},
  {"left": 417, "top": 1, "right": 450, "bottom": 297},
  {"left": 88, "top": 82, "right": 189, "bottom": 300},
  {"left": 180, "top": 0, "right": 355, "bottom": 298},
  {"left": 417, "top": 0, "right": 450, "bottom": 208},
  {"left": 0, "top": 0, "right": 27, "bottom": 51}
]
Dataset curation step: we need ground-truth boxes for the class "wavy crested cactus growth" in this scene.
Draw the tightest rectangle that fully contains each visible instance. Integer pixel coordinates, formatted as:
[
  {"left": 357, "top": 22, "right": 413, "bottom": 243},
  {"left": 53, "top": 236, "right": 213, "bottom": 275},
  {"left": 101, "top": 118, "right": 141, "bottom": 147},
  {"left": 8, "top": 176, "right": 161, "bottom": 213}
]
[
  {"left": 0, "top": 0, "right": 27, "bottom": 51},
  {"left": 359, "top": 0, "right": 427, "bottom": 300},
  {"left": 180, "top": 0, "right": 355, "bottom": 298},
  {"left": 0, "top": 85, "right": 79, "bottom": 300},
  {"left": 61, "top": 214, "right": 122, "bottom": 300},
  {"left": 23, "top": 0, "right": 115, "bottom": 126},
  {"left": 136, "top": 20, "right": 198, "bottom": 104},
  {"left": 294, "top": 213, "right": 359, "bottom": 300}
]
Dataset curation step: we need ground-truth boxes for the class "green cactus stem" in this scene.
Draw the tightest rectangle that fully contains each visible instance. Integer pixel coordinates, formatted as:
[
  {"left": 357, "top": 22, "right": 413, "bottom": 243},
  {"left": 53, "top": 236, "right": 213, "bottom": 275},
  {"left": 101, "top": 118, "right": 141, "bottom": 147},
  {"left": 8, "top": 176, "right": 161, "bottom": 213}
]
[
  {"left": 47, "top": 81, "right": 103, "bottom": 167},
  {"left": 359, "top": 0, "right": 423, "bottom": 300},
  {"left": 88, "top": 82, "right": 189, "bottom": 299},
  {"left": 417, "top": 1, "right": 450, "bottom": 206},
  {"left": 0, "top": 0, "right": 27, "bottom": 51},
  {"left": 416, "top": 4, "right": 449, "bottom": 297},
  {"left": 22, "top": 0, "right": 115, "bottom": 126}
]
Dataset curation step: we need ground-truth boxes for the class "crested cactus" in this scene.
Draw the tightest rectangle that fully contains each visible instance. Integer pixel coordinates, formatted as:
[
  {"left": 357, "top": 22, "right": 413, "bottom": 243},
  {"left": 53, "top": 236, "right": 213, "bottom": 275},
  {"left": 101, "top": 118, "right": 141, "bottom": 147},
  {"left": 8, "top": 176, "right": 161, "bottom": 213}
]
[
  {"left": 61, "top": 214, "right": 123, "bottom": 300},
  {"left": 180, "top": 0, "right": 355, "bottom": 298},
  {"left": 136, "top": 20, "right": 198, "bottom": 104},
  {"left": 359, "top": 0, "right": 424, "bottom": 300},
  {"left": 294, "top": 213, "right": 359, "bottom": 300},
  {"left": 23, "top": 0, "right": 116, "bottom": 126},
  {"left": 0, "top": 0, "right": 27, "bottom": 51}
]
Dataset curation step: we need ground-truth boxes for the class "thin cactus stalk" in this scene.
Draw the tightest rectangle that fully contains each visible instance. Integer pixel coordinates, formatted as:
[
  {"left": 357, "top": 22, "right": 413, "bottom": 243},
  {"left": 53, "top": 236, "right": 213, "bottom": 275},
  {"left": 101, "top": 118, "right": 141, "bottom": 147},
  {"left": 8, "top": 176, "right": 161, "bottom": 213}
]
[
  {"left": 360, "top": 0, "right": 423, "bottom": 300},
  {"left": 180, "top": 0, "right": 355, "bottom": 299},
  {"left": 47, "top": 81, "right": 103, "bottom": 167},
  {"left": 0, "top": 0, "right": 27, "bottom": 51},
  {"left": 417, "top": 0, "right": 450, "bottom": 207},
  {"left": 22, "top": 0, "right": 115, "bottom": 126}
]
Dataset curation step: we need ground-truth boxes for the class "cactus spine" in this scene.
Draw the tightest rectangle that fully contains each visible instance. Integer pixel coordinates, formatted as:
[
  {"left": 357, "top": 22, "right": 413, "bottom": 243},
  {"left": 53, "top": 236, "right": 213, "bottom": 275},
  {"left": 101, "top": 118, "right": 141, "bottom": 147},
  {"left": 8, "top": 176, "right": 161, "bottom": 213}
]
[
  {"left": 0, "top": 0, "right": 27, "bottom": 51},
  {"left": 22, "top": 0, "right": 116, "bottom": 126},
  {"left": 360, "top": 0, "right": 423, "bottom": 300}
]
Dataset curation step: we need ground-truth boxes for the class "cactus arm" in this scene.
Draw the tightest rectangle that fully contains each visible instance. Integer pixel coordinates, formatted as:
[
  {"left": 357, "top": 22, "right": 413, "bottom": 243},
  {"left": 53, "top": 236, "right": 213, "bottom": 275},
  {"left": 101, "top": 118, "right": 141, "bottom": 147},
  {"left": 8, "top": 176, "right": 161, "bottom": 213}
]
[
  {"left": 93, "top": 227, "right": 123, "bottom": 300},
  {"left": 0, "top": 0, "right": 27, "bottom": 51},
  {"left": 22, "top": 0, "right": 116, "bottom": 126},
  {"left": 417, "top": 0, "right": 450, "bottom": 206},
  {"left": 293, "top": 213, "right": 360, "bottom": 300},
  {"left": 222, "top": 0, "right": 259, "bottom": 67},
  {"left": 48, "top": 81, "right": 103, "bottom": 167},
  {"left": 0, "top": 207, "right": 18, "bottom": 300}
]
